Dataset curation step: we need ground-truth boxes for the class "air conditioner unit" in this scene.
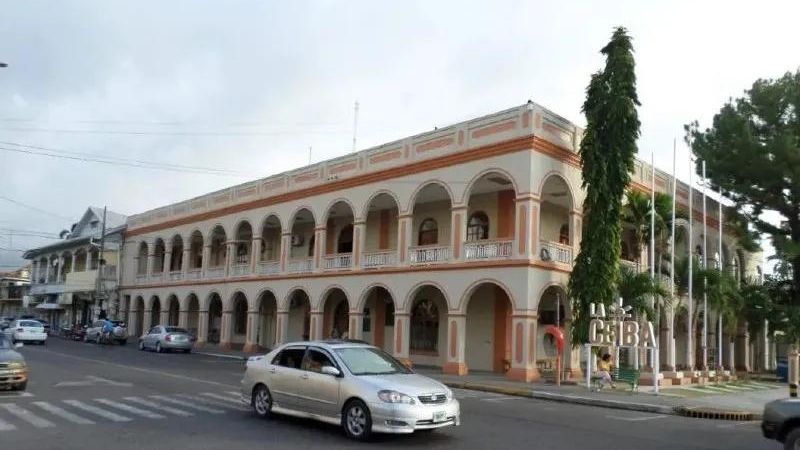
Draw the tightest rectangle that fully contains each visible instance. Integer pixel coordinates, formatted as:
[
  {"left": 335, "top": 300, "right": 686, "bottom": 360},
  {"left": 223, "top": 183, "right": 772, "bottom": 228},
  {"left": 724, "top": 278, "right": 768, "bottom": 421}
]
[{"left": 291, "top": 234, "right": 304, "bottom": 247}]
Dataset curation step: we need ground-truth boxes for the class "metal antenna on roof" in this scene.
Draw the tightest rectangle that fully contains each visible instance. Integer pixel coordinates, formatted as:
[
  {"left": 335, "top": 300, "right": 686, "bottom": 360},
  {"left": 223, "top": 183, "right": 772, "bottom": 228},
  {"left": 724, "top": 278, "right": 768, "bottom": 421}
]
[{"left": 352, "top": 101, "right": 359, "bottom": 153}]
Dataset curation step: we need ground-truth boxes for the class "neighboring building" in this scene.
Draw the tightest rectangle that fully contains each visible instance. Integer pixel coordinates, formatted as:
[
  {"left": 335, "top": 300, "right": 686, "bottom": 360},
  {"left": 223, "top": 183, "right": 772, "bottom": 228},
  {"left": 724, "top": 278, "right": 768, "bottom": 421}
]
[
  {"left": 119, "top": 102, "right": 762, "bottom": 382},
  {"left": 23, "top": 207, "right": 127, "bottom": 327},
  {"left": 0, "top": 267, "right": 31, "bottom": 318}
]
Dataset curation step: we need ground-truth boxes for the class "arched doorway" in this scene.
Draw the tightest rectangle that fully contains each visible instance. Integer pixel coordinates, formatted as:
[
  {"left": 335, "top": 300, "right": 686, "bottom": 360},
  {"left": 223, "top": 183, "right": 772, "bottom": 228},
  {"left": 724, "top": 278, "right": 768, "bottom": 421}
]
[
  {"left": 322, "top": 288, "right": 349, "bottom": 339},
  {"left": 464, "top": 172, "right": 516, "bottom": 260},
  {"left": 188, "top": 231, "right": 204, "bottom": 271},
  {"left": 233, "top": 222, "right": 253, "bottom": 272},
  {"left": 170, "top": 235, "right": 184, "bottom": 272},
  {"left": 537, "top": 285, "right": 568, "bottom": 374},
  {"left": 363, "top": 193, "right": 399, "bottom": 268},
  {"left": 259, "top": 215, "right": 282, "bottom": 274},
  {"left": 134, "top": 296, "right": 145, "bottom": 336},
  {"left": 231, "top": 292, "right": 248, "bottom": 346},
  {"left": 153, "top": 239, "right": 166, "bottom": 274},
  {"left": 167, "top": 295, "right": 179, "bottom": 326},
  {"left": 256, "top": 291, "right": 277, "bottom": 350},
  {"left": 150, "top": 296, "right": 161, "bottom": 327},
  {"left": 408, "top": 285, "right": 448, "bottom": 367},
  {"left": 289, "top": 209, "right": 315, "bottom": 272},
  {"left": 287, "top": 290, "right": 310, "bottom": 341},
  {"left": 186, "top": 294, "right": 199, "bottom": 337},
  {"left": 361, "top": 286, "right": 395, "bottom": 353},
  {"left": 208, "top": 226, "right": 227, "bottom": 276},
  {"left": 464, "top": 283, "right": 513, "bottom": 373},
  {"left": 411, "top": 184, "right": 452, "bottom": 260},
  {"left": 207, "top": 293, "right": 223, "bottom": 344},
  {"left": 539, "top": 175, "right": 574, "bottom": 264},
  {"left": 324, "top": 201, "right": 355, "bottom": 269},
  {"left": 136, "top": 242, "right": 148, "bottom": 276}
]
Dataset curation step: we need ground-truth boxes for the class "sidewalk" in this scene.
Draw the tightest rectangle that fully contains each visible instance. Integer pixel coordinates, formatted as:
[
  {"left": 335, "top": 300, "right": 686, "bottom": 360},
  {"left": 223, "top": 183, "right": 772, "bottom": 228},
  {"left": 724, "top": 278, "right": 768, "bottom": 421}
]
[{"left": 189, "top": 345, "right": 785, "bottom": 420}]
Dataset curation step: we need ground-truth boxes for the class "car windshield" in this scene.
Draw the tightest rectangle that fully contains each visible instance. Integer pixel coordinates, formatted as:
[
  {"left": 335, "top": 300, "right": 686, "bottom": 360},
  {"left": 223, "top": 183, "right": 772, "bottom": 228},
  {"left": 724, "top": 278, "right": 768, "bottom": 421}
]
[
  {"left": 334, "top": 347, "right": 412, "bottom": 376},
  {"left": 20, "top": 320, "right": 43, "bottom": 328},
  {"left": 165, "top": 327, "right": 188, "bottom": 333}
]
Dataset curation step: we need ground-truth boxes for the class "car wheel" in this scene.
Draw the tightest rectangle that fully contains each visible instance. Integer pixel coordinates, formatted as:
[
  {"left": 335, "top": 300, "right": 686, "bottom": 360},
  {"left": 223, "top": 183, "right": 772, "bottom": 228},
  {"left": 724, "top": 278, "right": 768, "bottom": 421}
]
[
  {"left": 138, "top": 340, "right": 145, "bottom": 351},
  {"left": 343, "top": 399, "right": 372, "bottom": 441},
  {"left": 784, "top": 428, "right": 800, "bottom": 450},
  {"left": 156, "top": 342, "right": 163, "bottom": 353},
  {"left": 252, "top": 384, "right": 273, "bottom": 418}
]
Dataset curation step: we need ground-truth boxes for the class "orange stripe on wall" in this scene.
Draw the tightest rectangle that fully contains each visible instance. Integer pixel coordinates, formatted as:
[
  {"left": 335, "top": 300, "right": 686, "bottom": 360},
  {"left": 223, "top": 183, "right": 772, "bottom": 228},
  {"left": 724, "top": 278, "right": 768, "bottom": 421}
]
[
  {"left": 518, "top": 205, "right": 527, "bottom": 255},
  {"left": 497, "top": 190, "right": 515, "bottom": 239},
  {"left": 515, "top": 322, "right": 523, "bottom": 364}
]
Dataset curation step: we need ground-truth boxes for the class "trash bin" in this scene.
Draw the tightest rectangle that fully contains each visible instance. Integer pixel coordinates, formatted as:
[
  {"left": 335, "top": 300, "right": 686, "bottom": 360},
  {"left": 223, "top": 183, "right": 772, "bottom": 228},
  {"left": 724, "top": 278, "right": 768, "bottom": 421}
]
[{"left": 777, "top": 357, "right": 788, "bottom": 382}]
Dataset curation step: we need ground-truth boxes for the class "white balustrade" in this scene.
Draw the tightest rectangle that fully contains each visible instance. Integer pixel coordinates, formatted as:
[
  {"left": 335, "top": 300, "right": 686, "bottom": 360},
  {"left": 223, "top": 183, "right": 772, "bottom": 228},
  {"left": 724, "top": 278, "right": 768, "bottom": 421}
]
[
  {"left": 185, "top": 269, "right": 202, "bottom": 280},
  {"left": 288, "top": 259, "right": 313, "bottom": 273},
  {"left": 362, "top": 251, "right": 397, "bottom": 268},
  {"left": 168, "top": 271, "right": 183, "bottom": 282},
  {"left": 206, "top": 267, "right": 225, "bottom": 279},
  {"left": 135, "top": 274, "right": 147, "bottom": 284},
  {"left": 231, "top": 263, "right": 251, "bottom": 276},
  {"left": 464, "top": 240, "right": 512, "bottom": 260},
  {"left": 257, "top": 260, "right": 280, "bottom": 275},
  {"left": 538, "top": 240, "right": 573, "bottom": 265},
  {"left": 409, "top": 245, "right": 451, "bottom": 264},
  {"left": 149, "top": 273, "right": 163, "bottom": 283},
  {"left": 324, "top": 254, "right": 353, "bottom": 270}
]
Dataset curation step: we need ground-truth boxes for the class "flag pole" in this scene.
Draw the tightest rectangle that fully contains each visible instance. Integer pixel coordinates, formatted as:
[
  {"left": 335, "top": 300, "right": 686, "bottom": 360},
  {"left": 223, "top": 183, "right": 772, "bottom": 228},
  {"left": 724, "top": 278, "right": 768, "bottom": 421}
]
[
  {"left": 687, "top": 154, "right": 694, "bottom": 371},
  {"left": 702, "top": 161, "right": 709, "bottom": 372},
  {"left": 669, "top": 138, "right": 677, "bottom": 372},
  {"left": 718, "top": 190, "right": 724, "bottom": 372},
  {"left": 650, "top": 151, "right": 659, "bottom": 393}
]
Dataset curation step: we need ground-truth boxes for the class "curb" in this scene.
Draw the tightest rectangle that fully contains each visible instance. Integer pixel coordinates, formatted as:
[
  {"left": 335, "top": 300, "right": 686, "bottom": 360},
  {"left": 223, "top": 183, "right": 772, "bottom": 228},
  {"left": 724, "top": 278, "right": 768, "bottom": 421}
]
[
  {"left": 443, "top": 381, "right": 760, "bottom": 420},
  {"left": 193, "top": 351, "right": 248, "bottom": 361}
]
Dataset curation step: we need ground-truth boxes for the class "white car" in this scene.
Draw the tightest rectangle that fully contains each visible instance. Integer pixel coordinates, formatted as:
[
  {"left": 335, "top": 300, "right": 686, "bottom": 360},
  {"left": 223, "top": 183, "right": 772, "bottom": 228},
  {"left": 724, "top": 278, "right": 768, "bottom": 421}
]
[{"left": 3, "top": 320, "right": 47, "bottom": 345}]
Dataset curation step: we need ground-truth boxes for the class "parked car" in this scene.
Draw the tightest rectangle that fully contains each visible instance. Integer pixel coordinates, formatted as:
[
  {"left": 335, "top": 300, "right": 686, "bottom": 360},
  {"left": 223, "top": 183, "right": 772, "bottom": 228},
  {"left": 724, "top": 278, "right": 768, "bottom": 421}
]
[
  {"left": 35, "top": 319, "right": 52, "bottom": 335},
  {"left": 138, "top": 326, "right": 193, "bottom": 353},
  {"left": 0, "top": 336, "right": 27, "bottom": 391},
  {"left": 2, "top": 320, "right": 47, "bottom": 345},
  {"left": 241, "top": 340, "right": 460, "bottom": 441},
  {"left": 84, "top": 320, "right": 128, "bottom": 344},
  {"left": 762, "top": 398, "right": 800, "bottom": 449}
]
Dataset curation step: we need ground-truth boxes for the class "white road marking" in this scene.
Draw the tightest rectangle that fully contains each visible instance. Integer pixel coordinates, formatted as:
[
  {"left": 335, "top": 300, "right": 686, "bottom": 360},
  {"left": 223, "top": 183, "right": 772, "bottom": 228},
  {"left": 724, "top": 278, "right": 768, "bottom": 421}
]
[
  {"left": 0, "top": 415, "right": 17, "bottom": 431},
  {"left": 176, "top": 394, "right": 247, "bottom": 410},
  {"left": 224, "top": 390, "right": 243, "bottom": 398},
  {"left": 201, "top": 392, "right": 243, "bottom": 404},
  {"left": 55, "top": 376, "right": 132, "bottom": 388},
  {"left": 63, "top": 400, "right": 132, "bottom": 422},
  {"left": 0, "top": 403, "right": 55, "bottom": 428},
  {"left": 717, "top": 421, "right": 760, "bottom": 429},
  {"left": 32, "top": 402, "right": 95, "bottom": 425},
  {"left": 0, "top": 391, "right": 34, "bottom": 399},
  {"left": 149, "top": 395, "right": 225, "bottom": 414},
  {"left": 605, "top": 414, "right": 667, "bottom": 422},
  {"left": 123, "top": 397, "right": 193, "bottom": 417},
  {"left": 94, "top": 399, "right": 165, "bottom": 419}
]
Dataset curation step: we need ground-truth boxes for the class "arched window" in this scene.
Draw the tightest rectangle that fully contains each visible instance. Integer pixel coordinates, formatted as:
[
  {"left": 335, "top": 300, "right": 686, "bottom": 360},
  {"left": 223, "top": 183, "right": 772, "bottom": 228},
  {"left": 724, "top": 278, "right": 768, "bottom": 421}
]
[
  {"left": 410, "top": 299, "right": 439, "bottom": 352},
  {"left": 466, "top": 212, "right": 489, "bottom": 241},
  {"left": 559, "top": 224, "right": 570, "bottom": 245},
  {"left": 307, "top": 234, "right": 315, "bottom": 258},
  {"left": 418, "top": 218, "right": 438, "bottom": 246},
  {"left": 337, "top": 225, "right": 354, "bottom": 253}
]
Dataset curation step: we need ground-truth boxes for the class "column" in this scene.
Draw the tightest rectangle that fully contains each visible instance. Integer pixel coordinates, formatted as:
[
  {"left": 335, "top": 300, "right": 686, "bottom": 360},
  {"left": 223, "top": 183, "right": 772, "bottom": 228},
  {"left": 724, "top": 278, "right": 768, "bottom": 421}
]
[
  {"left": 561, "top": 319, "right": 582, "bottom": 378},
  {"left": 142, "top": 309, "right": 153, "bottom": 334},
  {"left": 219, "top": 310, "right": 233, "bottom": 350},
  {"left": 397, "top": 214, "right": 413, "bottom": 265},
  {"left": 275, "top": 310, "right": 289, "bottom": 345},
  {"left": 159, "top": 309, "right": 169, "bottom": 327},
  {"left": 243, "top": 310, "right": 260, "bottom": 353},
  {"left": 56, "top": 256, "right": 64, "bottom": 282},
  {"left": 181, "top": 247, "right": 191, "bottom": 275},
  {"left": 279, "top": 233, "right": 291, "bottom": 272},
  {"left": 70, "top": 254, "right": 77, "bottom": 273},
  {"left": 251, "top": 237, "right": 262, "bottom": 274},
  {"left": 86, "top": 251, "right": 94, "bottom": 272},
  {"left": 128, "top": 307, "right": 140, "bottom": 338},
  {"left": 314, "top": 227, "right": 326, "bottom": 271},
  {"left": 309, "top": 311, "right": 324, "bottom": 340},
  {"left": 163, "top": 247, "right": 173, "bottom": 276},
  {"left": 506, "top": 314, "right": 540, "bottom": 382},
  {"left": 348, "top": 312, "right": 364, "bottom": 340},
  {"left": 31, "top": 260, "right": 38, "bottom": 283},
  {"left": 442, "top": 313, "right": 467, "bottom": 375},
  {"left": 514, "top": 196, "right": 540, "bottom": 260},
  {"left": 178, "top": 309, "right": 189, "bottom": 329},
  {"left": 450, "top": 206, "right": 466, "bottom": 262},
  {"left": 665, "top": 306, "right": 677, "bottom": 372},
  {"left": 224, "top": 242, "right": 235, "bottom": 277},
  {"left": 196, "top": 310, "right": 209, "bottom": 346},
  {"left": 45, "top": 257, "right": 51, "bottom": 283},
  {"left": 146, "top": 249, "right": 155, "bottom": 277},
  {"left": 569, "top": 209, "right": 583, "bottom": 256},
  {"left": 352, "top": 221, "right": 366, "bottom": 269},
  {"left": 392, "top": 312, "right": 411, "bottom": 367},
  {"left": 201, "top": 245, "right": 211, "bottom": 277}
]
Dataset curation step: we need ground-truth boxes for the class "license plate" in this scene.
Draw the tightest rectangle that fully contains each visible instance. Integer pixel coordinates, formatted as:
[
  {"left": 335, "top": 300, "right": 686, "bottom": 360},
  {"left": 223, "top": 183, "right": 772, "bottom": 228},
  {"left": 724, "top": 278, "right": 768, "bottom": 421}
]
[{"left": 433, "top": 411, "right": 447, "bottom": 423}]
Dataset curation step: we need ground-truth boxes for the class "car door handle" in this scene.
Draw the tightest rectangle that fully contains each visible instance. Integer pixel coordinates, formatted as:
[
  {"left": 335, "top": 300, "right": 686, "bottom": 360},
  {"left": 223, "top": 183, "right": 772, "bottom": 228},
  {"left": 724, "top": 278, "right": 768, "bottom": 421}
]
[{"left": 268, "top": 367, "right": 276, "bottom": 374}]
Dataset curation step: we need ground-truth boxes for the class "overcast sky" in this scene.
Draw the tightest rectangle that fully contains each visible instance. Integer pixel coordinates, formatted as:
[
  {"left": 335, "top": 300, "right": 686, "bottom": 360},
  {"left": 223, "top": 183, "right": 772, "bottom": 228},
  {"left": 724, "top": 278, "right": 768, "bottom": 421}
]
[{"left": 1, "top": 0, "right": 798, "bottom": 270}]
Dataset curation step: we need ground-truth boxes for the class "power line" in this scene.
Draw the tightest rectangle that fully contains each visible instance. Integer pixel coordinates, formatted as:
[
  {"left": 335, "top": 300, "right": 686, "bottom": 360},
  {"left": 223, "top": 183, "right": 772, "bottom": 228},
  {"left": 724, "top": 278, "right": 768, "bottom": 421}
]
[
  {"left": 0, "top": 126, "right": 350, "bottom": 137},
  {"left": 0, "top": 228, "right": 60, "bottom": 236},
  {"left": 0, "top": 247, "right": 25, "bottom": 252},
  {"left": 0, "top": 196, "right": 72, "bottom": 221}
]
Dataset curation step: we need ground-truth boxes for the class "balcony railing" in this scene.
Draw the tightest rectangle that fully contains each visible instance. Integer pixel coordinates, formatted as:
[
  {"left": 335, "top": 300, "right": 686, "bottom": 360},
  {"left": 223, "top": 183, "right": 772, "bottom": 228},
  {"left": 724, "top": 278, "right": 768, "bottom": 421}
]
[
  {"left": 539, "top": 240, "right": 573, "bottom": 265},
  {"left": 231, "top": 263, "right": 251, "bottom": 276},
  {"left": 185, "top": 268, "right": 202, "bottom": 280},
  {"left": 235, "top": 255, "right": 250, "bottom": 265},
  {"left": 206, "top": 267, "right": 225, "bottom": 279},
  {"left": 464, "top": 239, "right": 512, "bottom": 260},
  {"left": 288, "top": 259, "right": 313, "bottom": 274},
  {"left": 324, "top": 254, "right": 352, "bottom": 270},
  {"left": 363, "top": 250, "right": 397, "bottom": 268},
  {"left": 168, "top": 271, "right": 183, "bottom": 282},
  {"left": 149, "top": 273, "right": 163, "bottom": 283},
  {"left": 257, "top": 260, "right": 280, "bottom": 275},
  {"left": 135, "top": 273, "right": 147, "bottom": 284},
  {"left": 409, "top": 245, "right": 451, "bottom": 264}
]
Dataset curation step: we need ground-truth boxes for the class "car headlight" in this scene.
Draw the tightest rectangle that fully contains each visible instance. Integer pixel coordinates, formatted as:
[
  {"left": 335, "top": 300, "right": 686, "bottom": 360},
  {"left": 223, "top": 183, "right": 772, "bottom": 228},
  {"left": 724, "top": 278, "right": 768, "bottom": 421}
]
[
  {"left": 7, "top": 361, "right": 26, "bottom": 369},
  {"left": 444, "top": 388, "right": 454, "bottom": 400},
  {"left": 378, "top": 390, "right": 416, "bottom": 404}
]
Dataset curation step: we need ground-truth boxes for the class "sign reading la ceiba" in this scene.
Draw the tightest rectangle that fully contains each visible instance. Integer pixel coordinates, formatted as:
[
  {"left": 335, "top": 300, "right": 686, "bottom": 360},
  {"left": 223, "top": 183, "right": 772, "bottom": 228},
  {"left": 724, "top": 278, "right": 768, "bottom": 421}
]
[{"left": 587, "top": 302, "right": 657, "bottom": 349}]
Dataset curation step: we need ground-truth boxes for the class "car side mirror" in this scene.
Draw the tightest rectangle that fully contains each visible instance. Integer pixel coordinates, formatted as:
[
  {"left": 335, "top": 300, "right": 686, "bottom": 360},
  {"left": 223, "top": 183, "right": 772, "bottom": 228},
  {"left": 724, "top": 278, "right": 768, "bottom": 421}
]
[
  {"left": 15, "top": 342, "right": 23, "bottom": 349},
  {"left": 321, "top": 366, "right": 341, "bottom": 377}
]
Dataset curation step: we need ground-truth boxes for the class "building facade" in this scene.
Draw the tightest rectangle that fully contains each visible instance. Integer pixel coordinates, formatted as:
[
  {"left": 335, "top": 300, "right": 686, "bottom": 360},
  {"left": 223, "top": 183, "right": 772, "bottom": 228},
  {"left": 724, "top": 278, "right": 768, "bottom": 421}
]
[
  {"left": 0, "top": 268, "right": 30, "bottom": 319},
  {"left": 24, "top": 207, "right": 127, "bottom": 327},
  {"left": 119, "top": 103, "right": 763, "bottom": 382}
]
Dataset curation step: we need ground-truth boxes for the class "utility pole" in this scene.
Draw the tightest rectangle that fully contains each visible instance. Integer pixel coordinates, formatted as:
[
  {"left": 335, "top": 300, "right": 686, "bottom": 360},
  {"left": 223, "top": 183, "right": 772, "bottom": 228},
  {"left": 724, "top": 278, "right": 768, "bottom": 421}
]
[{"left": 95, "top": 207, "right": 107, "bottom": 318}]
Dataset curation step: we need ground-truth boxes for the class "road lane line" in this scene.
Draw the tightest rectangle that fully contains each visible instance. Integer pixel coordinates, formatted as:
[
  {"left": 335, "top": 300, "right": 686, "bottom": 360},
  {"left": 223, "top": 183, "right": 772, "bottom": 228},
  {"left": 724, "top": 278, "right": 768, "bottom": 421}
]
[
  {"left": 149, "top": 396, "right": 225, "bottom": 414},
  {"left": 176, "top": 394, "right": 247, "bottom": 411},
  {"left": 0, "top": 404, "right": 55, "bottom": 428},
  {"left": 123, "top": 397, "right": 193, "bottom": 417},
  {"left": 94, "top": 399, "right": 165, "bottom": 419},
  {"left": 32, "top": 402, "right": 95, "bottom": 425},
  {"left": 0, "top": 416, "right": 17, "bottom": 431},
  {"left": 201, "top": 392, "right": 243, "bottom": 404},
  {"left": 224, "top": 390, "right": 243, "bottom": 398},
  {"left": 63, "top": 400, "right": 132, "bottom": 422}
]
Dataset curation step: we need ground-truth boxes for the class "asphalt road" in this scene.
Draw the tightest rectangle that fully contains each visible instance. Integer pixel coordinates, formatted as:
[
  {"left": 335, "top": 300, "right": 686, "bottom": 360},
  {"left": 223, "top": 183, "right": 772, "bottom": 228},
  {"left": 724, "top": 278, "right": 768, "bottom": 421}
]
[{"left": 0, "top": 338, "right": 775, "bottom": 450}]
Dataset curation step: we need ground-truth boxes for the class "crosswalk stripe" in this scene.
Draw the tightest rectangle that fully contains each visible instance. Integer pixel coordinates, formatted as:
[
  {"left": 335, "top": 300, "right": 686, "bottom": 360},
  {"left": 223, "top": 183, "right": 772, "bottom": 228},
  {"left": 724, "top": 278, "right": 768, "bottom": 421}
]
[
  {"left": 94, "top": 399, "right": 165, "bottom": 419},
  {"left": 721, "top": 385, "right": 752, "bottom": 391},
  {"left": 176, "top": 394, "right": 247, "bottom": 411},
  {"left": 63, "top": 400, "right": 132, "bottom": 422},
  {"left": 149, "top": 396, "right": 225, "bottom": 414},
  {"left": 224, "top": 391, "right": 242, "bottom": 398},
  {"left": 201, "top": 392, "right": 242, "bottom": 404},
  {"left": 123, "top": 397, "right": 193, "bottom": 417},
  {"left": 32, "top": 402, "right": 95, "bottom": 425},
  {"left": 0, "top": 416, "right": 17, "bottom": 431},
  {"left": 0, "top": 404, "right": 55, "bottom": 428}
]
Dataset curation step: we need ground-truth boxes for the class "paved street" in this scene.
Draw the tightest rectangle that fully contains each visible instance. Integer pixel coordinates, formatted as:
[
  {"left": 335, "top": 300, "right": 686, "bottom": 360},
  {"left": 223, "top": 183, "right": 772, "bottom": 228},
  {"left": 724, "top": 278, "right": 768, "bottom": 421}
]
[{"left": 0, "top": 338, "right": 773, "bottom": 449}]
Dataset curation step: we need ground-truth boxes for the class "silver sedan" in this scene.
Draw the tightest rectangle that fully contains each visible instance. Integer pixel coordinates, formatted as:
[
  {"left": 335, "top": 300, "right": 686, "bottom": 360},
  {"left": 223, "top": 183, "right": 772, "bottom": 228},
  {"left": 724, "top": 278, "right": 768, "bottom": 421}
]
[
  {"left": 241, "top": 340, "right": 460, "bottom": 441},
  {"left": 138, "top": 326, "right": 194, "bottom": 353}
]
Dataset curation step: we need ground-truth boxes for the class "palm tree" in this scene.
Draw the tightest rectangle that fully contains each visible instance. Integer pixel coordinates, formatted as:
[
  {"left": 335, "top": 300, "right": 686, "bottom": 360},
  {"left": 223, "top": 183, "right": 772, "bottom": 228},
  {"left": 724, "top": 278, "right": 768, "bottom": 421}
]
[
  {"left": 617, "top": 266, "right": 668, "bottom": 318},
  {"left": 622, "top": 190, "right": 650, "bottom": 267}
]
